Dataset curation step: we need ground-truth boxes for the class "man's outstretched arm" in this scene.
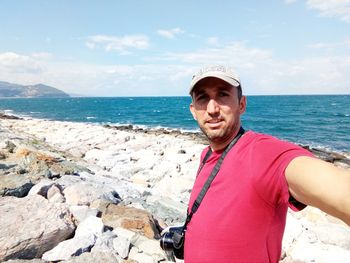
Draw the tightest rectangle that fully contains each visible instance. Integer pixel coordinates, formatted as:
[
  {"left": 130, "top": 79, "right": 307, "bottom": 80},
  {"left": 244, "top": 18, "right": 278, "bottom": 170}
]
[{"left": 286, "top": 156, "right": 350, "bottom": 226}]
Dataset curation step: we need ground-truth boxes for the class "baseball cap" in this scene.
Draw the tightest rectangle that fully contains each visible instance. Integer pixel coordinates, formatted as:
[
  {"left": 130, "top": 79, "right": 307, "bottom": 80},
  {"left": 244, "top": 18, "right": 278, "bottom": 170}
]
[{"left": 189, "top": 65, "right": 241, "bottom": 94}]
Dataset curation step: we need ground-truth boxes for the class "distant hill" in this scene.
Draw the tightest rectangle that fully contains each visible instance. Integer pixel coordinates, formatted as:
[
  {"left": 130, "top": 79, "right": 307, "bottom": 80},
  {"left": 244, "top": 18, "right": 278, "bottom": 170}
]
[{"left": 0, "top": 81, "right": 70, "bottom": 98}]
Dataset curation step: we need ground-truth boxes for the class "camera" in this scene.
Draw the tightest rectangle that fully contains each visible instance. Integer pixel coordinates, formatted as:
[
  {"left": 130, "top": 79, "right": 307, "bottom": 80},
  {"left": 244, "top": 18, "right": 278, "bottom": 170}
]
[{"left": 159, "top": 226, "right": 185, "bottom": 259}]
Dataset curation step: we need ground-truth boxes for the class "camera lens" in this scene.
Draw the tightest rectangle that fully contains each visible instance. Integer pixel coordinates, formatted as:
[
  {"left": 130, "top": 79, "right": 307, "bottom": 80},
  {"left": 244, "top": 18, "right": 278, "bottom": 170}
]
[{"left": 160, "top": 231, "right": 175, "bottom": 251}]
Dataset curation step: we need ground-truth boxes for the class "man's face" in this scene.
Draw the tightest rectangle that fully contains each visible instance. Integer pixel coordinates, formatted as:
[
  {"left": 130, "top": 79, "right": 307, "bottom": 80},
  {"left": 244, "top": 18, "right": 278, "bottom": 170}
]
[{"left": 190, "top": 77, "right": 246, "bottom": 150}]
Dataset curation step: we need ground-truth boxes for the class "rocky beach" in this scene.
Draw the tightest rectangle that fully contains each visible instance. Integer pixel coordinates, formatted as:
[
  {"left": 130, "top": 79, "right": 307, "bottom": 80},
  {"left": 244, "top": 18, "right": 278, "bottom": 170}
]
[{"left": 0, "top": 113, "right": 349, "bottom": 263}]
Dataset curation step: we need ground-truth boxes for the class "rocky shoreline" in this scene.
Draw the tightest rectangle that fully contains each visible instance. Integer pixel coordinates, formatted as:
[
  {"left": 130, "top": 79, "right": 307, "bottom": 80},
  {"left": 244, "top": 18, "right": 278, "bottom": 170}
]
[{"left": 0, "top": 114, "right": 349, "bottom": 262}]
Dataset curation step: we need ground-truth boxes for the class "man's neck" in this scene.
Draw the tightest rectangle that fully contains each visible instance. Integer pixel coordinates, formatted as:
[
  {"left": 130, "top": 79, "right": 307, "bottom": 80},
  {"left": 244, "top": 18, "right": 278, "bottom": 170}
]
[{"left": 209, "top": 126, "right": 242, "bottom": 152}]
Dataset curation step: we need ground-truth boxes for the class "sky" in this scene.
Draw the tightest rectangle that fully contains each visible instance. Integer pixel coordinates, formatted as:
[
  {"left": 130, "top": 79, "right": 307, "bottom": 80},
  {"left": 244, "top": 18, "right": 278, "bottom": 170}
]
[{"left": 0, "top": 0, "right": 350, "bottom": 96}]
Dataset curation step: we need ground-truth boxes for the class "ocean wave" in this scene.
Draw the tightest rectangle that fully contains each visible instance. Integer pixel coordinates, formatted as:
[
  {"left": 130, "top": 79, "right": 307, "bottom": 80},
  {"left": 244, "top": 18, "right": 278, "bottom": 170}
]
[{"left": 101, "top": 121, "right": 200, "bottom": 134}]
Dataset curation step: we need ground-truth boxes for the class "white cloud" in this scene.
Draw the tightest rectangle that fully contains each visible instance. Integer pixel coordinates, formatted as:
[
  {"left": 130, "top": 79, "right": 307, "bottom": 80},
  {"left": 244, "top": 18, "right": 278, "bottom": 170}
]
[
  {"left": 148, "top": 41, "right": 350, "bottom": 95},
  {"left": 308, "top": 38, "right": 350, "bottom": 49},
  {"left": 0, "top": 51, "right": 193, "bottom": 96},
  {"left": 0, "top": 52, "right": 44, "bottom": 74},
  {"left": 160, "top": 42, "right": 273, "bottom": 68},
  {"left": 306, "top": 0, "right": 350, "bottom": 22},
  {"left": 157, "top": 27, "right": 185, "bottom": 39},
  {"left": 1, "top": 39, "right": 349, "bottom": 96},
  {"left": 31, "top": 52, "right": 53, "bottom": 60},
  {"left": 86, "top": 34, "right": 150, "bottom": 54}
]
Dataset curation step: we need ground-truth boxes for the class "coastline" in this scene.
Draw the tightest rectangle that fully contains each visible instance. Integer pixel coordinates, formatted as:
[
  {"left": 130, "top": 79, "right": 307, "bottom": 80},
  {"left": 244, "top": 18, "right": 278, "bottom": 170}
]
[{"left": 0, "top": 114, "right": 350, "bottom": 262}]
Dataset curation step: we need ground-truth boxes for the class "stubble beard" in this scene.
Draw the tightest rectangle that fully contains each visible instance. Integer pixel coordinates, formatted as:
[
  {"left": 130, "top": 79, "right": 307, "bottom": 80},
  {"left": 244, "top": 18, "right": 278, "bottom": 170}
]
[{"left": 199, "top": 121, "right": 238, "bottom": 145}]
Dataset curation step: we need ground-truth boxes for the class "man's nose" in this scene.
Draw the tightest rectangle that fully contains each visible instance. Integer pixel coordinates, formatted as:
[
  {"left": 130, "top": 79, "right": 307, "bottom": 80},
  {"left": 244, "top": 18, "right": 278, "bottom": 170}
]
[{"left": 207, "top": 99, "right": 220, "bottom": 114}]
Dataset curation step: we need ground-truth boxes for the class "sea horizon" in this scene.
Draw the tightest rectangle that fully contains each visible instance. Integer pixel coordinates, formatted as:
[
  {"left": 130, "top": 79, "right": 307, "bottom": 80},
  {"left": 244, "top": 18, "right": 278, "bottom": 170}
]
[
  {"left": 3, "top": 93, "right": 350, "bottom": 99},
  {"left": 1, "top": 95, "right": 349, "bottom": 153}
]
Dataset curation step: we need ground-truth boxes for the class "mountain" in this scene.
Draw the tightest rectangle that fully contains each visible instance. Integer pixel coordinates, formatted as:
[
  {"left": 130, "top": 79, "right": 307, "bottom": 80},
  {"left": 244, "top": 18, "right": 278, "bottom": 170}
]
[{"left": 0, "top": 81, "right": 70, "bottom": 98}]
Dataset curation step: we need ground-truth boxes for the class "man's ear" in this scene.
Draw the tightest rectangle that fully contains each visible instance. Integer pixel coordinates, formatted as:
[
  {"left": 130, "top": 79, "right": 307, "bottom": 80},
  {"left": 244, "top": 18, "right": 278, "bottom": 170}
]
[
  {"left": 239, "top": 96, "right": 247, "bottom": 114},
  {"left": 189, "top": 103, "right": 197, "bottom": 120}
]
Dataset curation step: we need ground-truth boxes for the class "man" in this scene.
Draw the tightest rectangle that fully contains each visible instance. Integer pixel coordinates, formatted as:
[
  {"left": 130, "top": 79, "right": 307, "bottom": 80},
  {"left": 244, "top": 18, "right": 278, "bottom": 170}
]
[{"left": 184, "top": 65, "right": 350, "bottom": 262}]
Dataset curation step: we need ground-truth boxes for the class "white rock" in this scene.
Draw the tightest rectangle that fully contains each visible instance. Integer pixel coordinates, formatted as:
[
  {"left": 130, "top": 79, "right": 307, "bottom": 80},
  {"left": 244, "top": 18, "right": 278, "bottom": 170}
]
[
  {"left": 69, "top": 205, "right": 99, "bottom": 223},
  {"left": 152, "top": 176, "right": 192, "bottom": 202},
  {"left": 47, "top": 184, "right": 62, "bottom": 199},
  {"left": 287, "top": 236, "right": 350, "bottom": 263},
  {"left": 48, "top": 191, "right": 66, "bottom": 203},
  {"left": 132, "top": 235, "right": 166, "bottom": 259},
  {"left": 42, "top": 234, "right": 96, "bottom": 261},
  {"left": 312, "top": 223, "right": 350, "bottom": 248},
  {"left": 283, "top": 211, "right": 350, "bottom": 263},
  {"left": 64, "top": 250, "right": 122, "bottom": 263},
  {"left": 75, "top": 216, "right": 104, "bottom": 238},
  {"left": 282, "top": 212, "right": 304, "bottom": 254},
  {"left": 27, "top": 179, "right": 54, "bottom": 197},
  {"left": 84, "top": 149, "right": 126, "bottom": 170},
  {"left": 113, "top": 236, "right": 130, "bottom": 259},
  {"left": 129, "top": 251, "right": 157, "bottom": 263},
  {"left": 63, "top": 182, "right": 120, "bottom": 206},
  {"left": 113, "top": 227, "right": 139, "bottom": 243},
  {"left": 146, "top": 195, "right": 187, "bottom": 213},
  {"left": 55, "top": 174, "right": 83, "bottom": 189}
]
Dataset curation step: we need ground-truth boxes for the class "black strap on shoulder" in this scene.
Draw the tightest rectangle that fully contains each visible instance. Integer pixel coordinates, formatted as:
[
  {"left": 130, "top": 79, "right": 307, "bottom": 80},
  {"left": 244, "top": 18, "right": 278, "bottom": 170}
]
[
  {"left": 196, "top": 147, "right": 212, "bottom": 175},
  {"left": 184, "top": 127, "right": 245, "bottom": 229}
]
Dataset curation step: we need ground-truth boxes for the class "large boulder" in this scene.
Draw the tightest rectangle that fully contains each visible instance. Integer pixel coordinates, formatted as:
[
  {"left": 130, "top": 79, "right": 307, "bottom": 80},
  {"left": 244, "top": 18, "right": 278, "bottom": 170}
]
[
  {"left": 0, "top": 195, "right": 75, "bottom": 261},
  {"left": 42, "top": 216, "right": 104, "bottom": 262}
]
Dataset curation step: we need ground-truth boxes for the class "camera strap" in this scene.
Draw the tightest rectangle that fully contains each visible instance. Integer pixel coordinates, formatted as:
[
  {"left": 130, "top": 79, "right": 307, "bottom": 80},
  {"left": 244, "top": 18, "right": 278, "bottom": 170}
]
[{"left": 184, "top": 126, "right": 245, "bottom": 229}]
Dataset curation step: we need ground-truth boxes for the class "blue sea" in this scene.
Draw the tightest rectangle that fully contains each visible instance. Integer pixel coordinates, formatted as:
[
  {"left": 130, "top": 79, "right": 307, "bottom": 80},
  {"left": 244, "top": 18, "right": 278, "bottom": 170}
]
[{"left": 0, "top": 95, "right": 349, "bottom": 152}]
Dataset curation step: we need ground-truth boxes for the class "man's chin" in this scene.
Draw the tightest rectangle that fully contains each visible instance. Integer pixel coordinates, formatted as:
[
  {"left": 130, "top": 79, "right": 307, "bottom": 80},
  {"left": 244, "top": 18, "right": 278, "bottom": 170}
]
[{"left": 205, "top": 131, "right": 225, "bottom": 142}]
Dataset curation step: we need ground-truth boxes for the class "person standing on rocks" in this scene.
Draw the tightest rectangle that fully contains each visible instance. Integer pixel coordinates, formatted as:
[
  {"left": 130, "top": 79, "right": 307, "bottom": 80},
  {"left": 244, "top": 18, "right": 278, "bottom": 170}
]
[{"left": 183, "top": 65, "right": 350, "bottom": 262}]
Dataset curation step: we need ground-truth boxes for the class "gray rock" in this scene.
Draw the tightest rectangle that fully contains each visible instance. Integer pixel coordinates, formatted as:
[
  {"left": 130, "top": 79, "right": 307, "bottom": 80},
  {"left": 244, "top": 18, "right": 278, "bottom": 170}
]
[
  {"left": 0, "top": 173, "right": 34, "bottom": 197},
  {"left": 0, "top": 162, "right": 17, "bottom": 172},
  {"left": 3, "top": 259, "right": 45, "bottom": 263},
  {"left": 92, "top": 230, "right": 117, "bottom": 251},
  {"left": 0, "top": 195, "right": 75, "bottom": 261},
  {"left": 6, "top": 141, "right": 16, "bottom": 153},
  {"left": 0, "top": 151, "right": 6, "bottom": 159}
]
